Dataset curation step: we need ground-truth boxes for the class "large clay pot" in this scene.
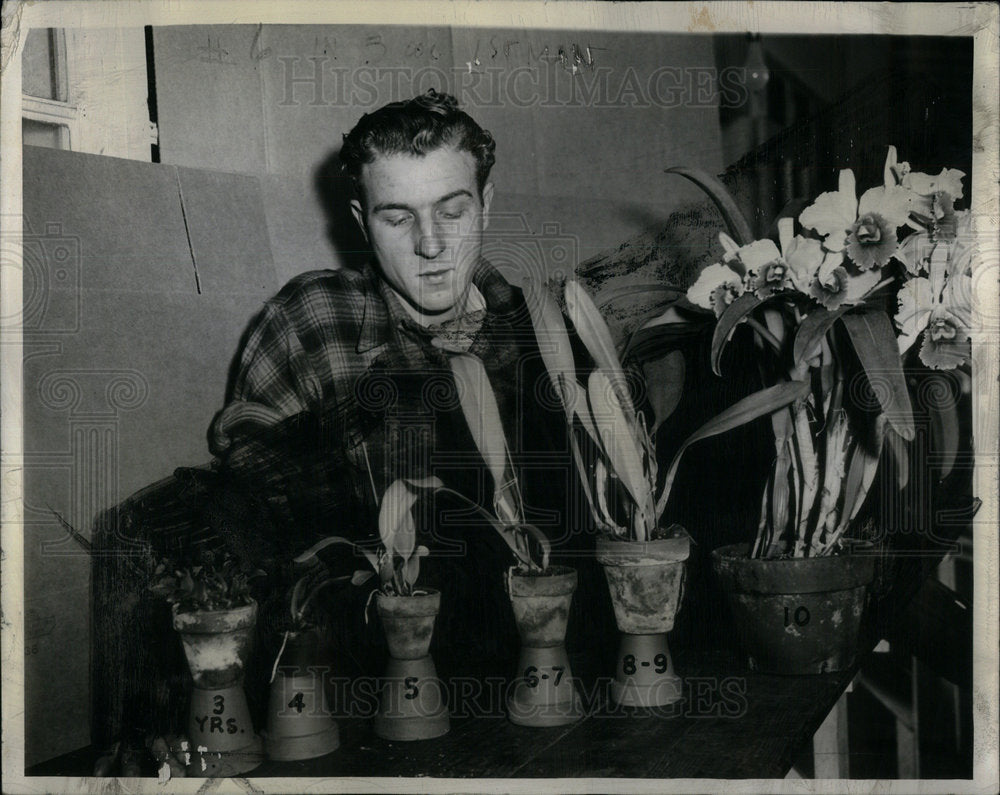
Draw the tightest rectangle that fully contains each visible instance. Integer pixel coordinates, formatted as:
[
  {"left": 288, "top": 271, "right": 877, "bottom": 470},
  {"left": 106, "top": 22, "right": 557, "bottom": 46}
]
[
  {"left": 506, "top": 566, "right": 583, "bottom": 726},
  {"left": 172, "top": 600, "right": 262, "bottom": 775},
  {"left": 595, "top": 532, "right": 690, "bottom": 707},
  {"left": 712, "top": 543, "right": 876, "bottom": 674},
  {"left": 265, "top": 628, "right": 340, "bottom": 761},
  {"left": 373, "top": 590, "right": 450, "bottom": 741}
]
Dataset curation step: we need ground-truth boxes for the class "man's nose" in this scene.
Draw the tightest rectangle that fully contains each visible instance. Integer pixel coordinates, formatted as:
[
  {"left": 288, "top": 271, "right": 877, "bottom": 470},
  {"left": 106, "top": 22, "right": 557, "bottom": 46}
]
[{"left": 414, "top": 220, "right": 446, "bottom": 259}]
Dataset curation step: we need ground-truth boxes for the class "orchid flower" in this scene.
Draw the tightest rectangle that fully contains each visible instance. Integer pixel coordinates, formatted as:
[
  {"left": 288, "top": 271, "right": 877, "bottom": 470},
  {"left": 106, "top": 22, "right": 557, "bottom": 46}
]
[
  {"left": 688, "top": 226, "right": 814, "bottom": 312},
  {"left": 895, "top": 211, "right": 973, "bottom": 369},
  {"left": 894, "top": 157, "right": 965, "bottom": 241},
  {"left": 687, "top": 256, "right": 746, "bottom": 316},
  {"left": 799, "top": 147, "right": 914, "bottom": 271}
]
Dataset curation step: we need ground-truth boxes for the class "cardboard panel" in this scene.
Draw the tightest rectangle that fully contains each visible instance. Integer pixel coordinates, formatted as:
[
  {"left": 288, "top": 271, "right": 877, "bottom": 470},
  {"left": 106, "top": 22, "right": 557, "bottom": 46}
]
[
  {"left": 175, "top": 166, "right": 278, "bottom": 295},
  {"left": 516, "top": 31, "right": 723, "bottom": 200},
  {"left": 259, "top": 172, "right": 348, "bottom": 283},
  {"left": 153, "top": 26, "right": 268, "bottom": 173},
  {"left": 22, "top": 146, "right": 195, "bottom": 294},
  {"left": 257, "top": 25, "right": 455, "bottom": 178},
  {"left": 21, "top": 147, "right": 282, "bottom": 765}
]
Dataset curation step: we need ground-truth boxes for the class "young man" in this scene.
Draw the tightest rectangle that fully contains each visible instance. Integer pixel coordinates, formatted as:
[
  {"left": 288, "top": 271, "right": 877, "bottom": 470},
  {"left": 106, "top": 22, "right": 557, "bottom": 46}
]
[{"left": 208, "top": 90, "right": 610, "bottom": 677}]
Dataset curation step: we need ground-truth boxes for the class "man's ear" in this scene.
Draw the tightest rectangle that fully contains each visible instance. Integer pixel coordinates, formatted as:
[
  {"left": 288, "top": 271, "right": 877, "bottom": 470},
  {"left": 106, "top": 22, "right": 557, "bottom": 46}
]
[
  {"left": 350, "top": 199, "right": 368, "bottom": 242},
  {"left": 481, "top": 182, "right": 495, "bottom": 232}
]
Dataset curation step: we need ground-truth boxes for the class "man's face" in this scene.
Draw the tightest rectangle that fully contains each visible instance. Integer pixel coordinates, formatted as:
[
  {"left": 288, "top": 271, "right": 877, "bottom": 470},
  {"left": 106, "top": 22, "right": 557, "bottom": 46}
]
[{"left": 351, "top": 146, "right": 493, "bottom": 322}]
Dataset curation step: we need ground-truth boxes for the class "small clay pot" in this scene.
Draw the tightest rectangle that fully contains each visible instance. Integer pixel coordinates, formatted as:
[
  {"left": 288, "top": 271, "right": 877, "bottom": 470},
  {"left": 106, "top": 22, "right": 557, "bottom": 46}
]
[
  {"left": 595, "top": 534, "right": 690, "bottom": 634},
  {"left": 711, "top": 543, "right": 877, "bottom": 674},
  {"left": 375, "top": 590, "right": 441, "bottom": 660},
  {"left": 172, "top": 601, "right": 257, "bottom": 690},
  {"left": 507, "top": 566, "right": 577, "bottom": 647},
  {"left": 171, "top": 601, "right": 261, "bottom": 774},
  {"left": 265, "top": 629, "right": 340, "bottom": 761},
  {"left": 506, "top": 566, "right": 582, "bottom": 726},
  {"left": 373, "top": 590, "right": 449, "bottom": 741}
]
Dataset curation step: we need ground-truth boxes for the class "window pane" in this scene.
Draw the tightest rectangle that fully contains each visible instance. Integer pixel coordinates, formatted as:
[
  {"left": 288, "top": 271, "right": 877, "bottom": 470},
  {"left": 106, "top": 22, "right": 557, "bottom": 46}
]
[
  {"left": 23, "top": 118, "right": 67, "bottom": 149},
  {"left": 22, "top": 28, "right": 66, "bottom": 100}
]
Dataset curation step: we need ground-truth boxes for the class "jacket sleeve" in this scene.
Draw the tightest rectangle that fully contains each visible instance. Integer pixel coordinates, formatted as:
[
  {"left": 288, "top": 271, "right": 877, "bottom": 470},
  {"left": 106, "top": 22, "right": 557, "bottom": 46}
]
[{"left": 209, "top": 300, "right": 322, "bottom": 455}]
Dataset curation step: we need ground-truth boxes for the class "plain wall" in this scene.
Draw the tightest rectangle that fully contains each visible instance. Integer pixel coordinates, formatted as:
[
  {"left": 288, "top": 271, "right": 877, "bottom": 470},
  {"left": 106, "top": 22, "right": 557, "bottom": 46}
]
[{"left": 152, "top": 25, "right": 724, "bottom": 284}]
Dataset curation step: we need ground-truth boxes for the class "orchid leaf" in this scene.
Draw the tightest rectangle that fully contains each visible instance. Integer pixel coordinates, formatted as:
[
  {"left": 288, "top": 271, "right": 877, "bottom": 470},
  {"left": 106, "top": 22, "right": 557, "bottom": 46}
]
[
  {"left": 567, "top": 427, "right": 606, "bottom": 529},
  {"left": 566, "top": 280, "right": 634, "bottom": 416},
  {"left": 642, "top": 350, "right": 686, "bottom": 432},
  {"left": 926, "top": 377, "right": 959, "bottom": 479},
  {"left": 843, "top": 417, "right": 887, "bottom": 525},
  {"left": 840, "top": 310, "right": 915, "bottom": 441},
  {"left": 292, "top": 536, "right": 380, "bottom": 573},
  {"left": 562, "top": 375, "right": 601, "bottom": 449},
  {"left": 885, "top": 425, "right": 910, "bottom": 491},
  {"left": 657, "top": 379, "right": 812, "bottom": 517},
  {"left": 449, "top": 353, "right": 519, "bottom": 522},
  {"left": 378, "top": 480, "right": 413, "bottom": 553},
  {"left": 595, "top": 456, "right": 625, "bottom": 535},
  {"left": 711, "top": 293, "right": 762, "bottom": 376},
  {"left": 664, "top": 166, "right": 755, "bottom": 245},
  {"left": 401, "top": 476, "right": 445, "bottom": 491},
  {"left": 402, "top": 546, "right": 430, "bottom": 589},
  {"left": 625, "top": 315, "right": 707, "bottom": 362},
  {"left": 523, "top": 278, "right": 577, "bottom": 419},
  {"left": 351, "top": 570, "right": 375, "bottom": 587},
  {"left": 517, "top": 523, "right": 552, "bottom": 573},
  {"left": 588, "top": 369, "right": 650, "bottom": 522},
  {"left": 793, "top": 305, "right": 852, "bottom": 365}
]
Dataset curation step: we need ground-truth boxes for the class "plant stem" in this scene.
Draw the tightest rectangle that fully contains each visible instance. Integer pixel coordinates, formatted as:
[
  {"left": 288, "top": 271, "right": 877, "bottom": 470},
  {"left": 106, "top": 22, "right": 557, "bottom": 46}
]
[
  {"left": 746, "top": 317, "right": 782, "bottom": 353},
  {"left": 792, "top": 397, "right": 819, "bottom": 556}
]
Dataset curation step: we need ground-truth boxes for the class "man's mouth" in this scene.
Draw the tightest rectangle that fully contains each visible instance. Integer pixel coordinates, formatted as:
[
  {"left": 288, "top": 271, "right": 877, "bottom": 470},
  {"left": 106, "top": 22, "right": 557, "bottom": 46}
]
[{"left": 420, "top": 269, "right": 452, "bottom": 285}]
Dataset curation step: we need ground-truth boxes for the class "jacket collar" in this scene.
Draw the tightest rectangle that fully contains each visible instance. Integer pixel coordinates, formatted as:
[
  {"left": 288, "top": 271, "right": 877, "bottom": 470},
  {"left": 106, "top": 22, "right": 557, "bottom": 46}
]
[{"left": 355, "top": 259, "right": 518, "bottom": 354}]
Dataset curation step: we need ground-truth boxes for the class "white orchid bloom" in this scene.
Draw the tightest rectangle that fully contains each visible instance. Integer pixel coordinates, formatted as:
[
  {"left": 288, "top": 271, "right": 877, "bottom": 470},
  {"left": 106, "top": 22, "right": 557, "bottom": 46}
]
[{"left": 799, "top": 146, "right": 915, "bottom": 271}]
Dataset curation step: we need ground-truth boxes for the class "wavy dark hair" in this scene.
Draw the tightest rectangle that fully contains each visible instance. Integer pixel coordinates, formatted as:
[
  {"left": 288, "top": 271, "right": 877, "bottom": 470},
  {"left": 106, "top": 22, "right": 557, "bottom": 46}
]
[{"left": 340, "top": 89, "right": 496, "bottom": 201}]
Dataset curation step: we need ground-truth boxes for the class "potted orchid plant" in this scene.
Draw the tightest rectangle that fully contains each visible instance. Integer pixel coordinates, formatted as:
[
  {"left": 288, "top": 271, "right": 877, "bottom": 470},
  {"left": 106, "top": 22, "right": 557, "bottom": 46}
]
[
  {"left": 637, "top": 146, "right": 971, "bottom": 673},
  {"left": 435, "top": 347, "right": 583, "bottom": 726},
  {"left": 520, "top": 275, "right": 806, "bottom": 704},
  {"left": 293, "top": 477, "right": 449, "bottom": 741},
  {"left": 147, "top": 549, "right": 264, "bottom": 775}
]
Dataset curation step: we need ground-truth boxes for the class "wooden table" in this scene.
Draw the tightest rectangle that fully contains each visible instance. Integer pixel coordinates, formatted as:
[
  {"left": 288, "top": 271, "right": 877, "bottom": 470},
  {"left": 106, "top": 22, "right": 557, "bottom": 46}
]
[{"left": 29, "top": 648, "right": 856, "bottom": 781}]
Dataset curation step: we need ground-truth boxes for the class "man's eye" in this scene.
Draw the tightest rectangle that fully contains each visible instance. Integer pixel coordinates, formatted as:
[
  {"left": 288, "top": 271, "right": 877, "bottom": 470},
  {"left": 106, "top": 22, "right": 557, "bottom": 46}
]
[
  {"left": 385, "top": 215, "right": 411, "bottom": 227},
  {"left": 439, "top": 207, "right": 466, "bottom": 220}
]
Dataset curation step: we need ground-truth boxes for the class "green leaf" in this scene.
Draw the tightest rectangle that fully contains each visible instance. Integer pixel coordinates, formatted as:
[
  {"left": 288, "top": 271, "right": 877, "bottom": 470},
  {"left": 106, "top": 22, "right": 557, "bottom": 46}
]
[
  {"left": 657, "top": 379, "right": 811, "bottom": 517},
  {"left": 664, "top": 166, "right": 754, "bottom": 245},
  {"left": 711, "top": 293, "right": 761, "bottom": 376},
  {"left": 516, "top": 523, "right": 552, "bottom": 572},
  {"left": 926, "top": 376, "right": 959, "bottom": 479},
  {"left": 885, "top": 425, "right": 910, "bottom": 490},
  {"left": 565, "top": 280, "right": 634, "bottom": 416},
  {"left": 842, "top": 417, "right": 887, "bottom": 524},
  {"left": 840, "top": 311, "right": 915, "bottom": 441},
  {"left": 522, "top": 278, "right": 577, "bottom": 419},
  {"left": 642, "top": 350, "right": 686, "bottom": 432},
  {"left": 449, "top": 353, "right": 519, "bottom": 522},
  {"left": 292, "top": 536, "right": 379, "bottom": 574},
  {"left": 587, "top": 369, "right": 651, "bottom": 522},
  {"left": 793, "top": 305, "right": 852, "bottom": 365}
]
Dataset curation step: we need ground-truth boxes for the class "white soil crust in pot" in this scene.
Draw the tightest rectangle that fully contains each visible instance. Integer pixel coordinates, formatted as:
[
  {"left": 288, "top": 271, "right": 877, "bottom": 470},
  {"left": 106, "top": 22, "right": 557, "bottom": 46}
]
[{"left": 508, "top": 566, "right": 577, "bottom": 648}]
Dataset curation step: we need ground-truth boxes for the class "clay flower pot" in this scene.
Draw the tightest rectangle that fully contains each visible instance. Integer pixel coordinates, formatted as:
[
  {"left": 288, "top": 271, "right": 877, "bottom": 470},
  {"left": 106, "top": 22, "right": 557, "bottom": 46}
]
[
  {"left": 595, "top": 532, "right": 691, "bottom": 707},
  {"left": 373, "top": 590, "right": 450, "bottom": 741},
  {"left": 264, "top": 628, "right": 340, "bottom": 761},
  {"left": 711, "top": 543, "right": 876, "bottom": 674},
  {"left": 506, "top": 566, "right": 583, "bottom": 726},
  {"left": 172, "top": 600, "right": 262, "bottom": 775}
]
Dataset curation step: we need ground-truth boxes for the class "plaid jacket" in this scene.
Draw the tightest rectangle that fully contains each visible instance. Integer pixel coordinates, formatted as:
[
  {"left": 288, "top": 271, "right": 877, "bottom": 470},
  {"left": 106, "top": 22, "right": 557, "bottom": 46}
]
[{"left": 209, "top": 260, "right": 584, "bottom": 542}]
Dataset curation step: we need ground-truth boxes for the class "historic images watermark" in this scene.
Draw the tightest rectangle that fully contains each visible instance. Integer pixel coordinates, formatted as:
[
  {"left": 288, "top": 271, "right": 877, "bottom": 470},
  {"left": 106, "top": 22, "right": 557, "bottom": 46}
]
[
  {"left": 278, "top": 60, "right": 753, "bottom": 111},
  {"left": 267, "top": 671, "right": 748, "bottom": 721}
]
